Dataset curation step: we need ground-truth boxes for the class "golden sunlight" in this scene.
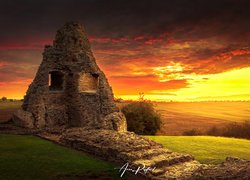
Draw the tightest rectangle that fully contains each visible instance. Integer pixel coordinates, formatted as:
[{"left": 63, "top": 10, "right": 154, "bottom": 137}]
[{"left": 119, "top": 67, "right": 250, "bottom": 102}]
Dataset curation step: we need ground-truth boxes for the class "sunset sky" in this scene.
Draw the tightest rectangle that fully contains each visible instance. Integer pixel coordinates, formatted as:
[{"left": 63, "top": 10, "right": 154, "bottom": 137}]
[{"left": 0, "top": 0, "right": 250, "bottom": 101}]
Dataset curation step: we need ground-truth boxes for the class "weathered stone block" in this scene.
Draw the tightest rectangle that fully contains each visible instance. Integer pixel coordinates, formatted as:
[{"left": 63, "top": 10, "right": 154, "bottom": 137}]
[
  {"left": 13, "top": 109, "right": 34, "bottom": 128},
  {"left": 103, "top": 112, "right": 127, "bottom": 132}
]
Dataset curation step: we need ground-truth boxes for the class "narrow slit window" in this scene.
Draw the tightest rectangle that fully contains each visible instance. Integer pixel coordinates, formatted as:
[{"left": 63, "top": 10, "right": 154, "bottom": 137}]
[{"left": 49, "top": 71, "right": 64, "bottom": 91}]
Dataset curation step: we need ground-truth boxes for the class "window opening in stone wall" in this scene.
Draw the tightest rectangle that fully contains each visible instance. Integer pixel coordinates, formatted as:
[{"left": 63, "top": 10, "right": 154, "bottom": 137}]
[
  {"left": 79, "top": 73, "right": 99, "bottom": 93},
  {"left": 49, "top": 71, "right": 64, "bottom": 91}
]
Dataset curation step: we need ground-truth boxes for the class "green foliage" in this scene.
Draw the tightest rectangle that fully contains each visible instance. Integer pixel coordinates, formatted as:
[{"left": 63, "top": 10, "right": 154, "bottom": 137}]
[
  {"left": 146, "top": 136, "right": 250, "bottom": 164},
  {"left": 0, "top": 134, "right": 119, "bottom": 179},
  {"left": 207, "top": 121, "right": 250, "bottom": 139},
  {"left": 121, "top": 101, "right": 161, "bottom": 135},
  {"left": 183, "top": 122, "right": 250, "bottom": 139}
]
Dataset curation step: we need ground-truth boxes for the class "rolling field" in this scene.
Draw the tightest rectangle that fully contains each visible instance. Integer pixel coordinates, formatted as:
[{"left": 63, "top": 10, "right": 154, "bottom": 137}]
[
  {"left": 146, "top": 136, "right": 250, "bottom": 164},
  {"left": 1, "top": 101, "right": 250, "bottom": 135},
  {"left": 155, "top": 101, "right": 250, "bottom": 135}
]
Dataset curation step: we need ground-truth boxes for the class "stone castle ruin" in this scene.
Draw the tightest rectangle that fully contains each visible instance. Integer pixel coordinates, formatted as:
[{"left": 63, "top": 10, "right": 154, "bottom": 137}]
[
  {"left": 13, "top": 22, "right": 126, "bottom": 132},
  {"left": 11, "top": 22, "right": 250, "bottom": 179}
]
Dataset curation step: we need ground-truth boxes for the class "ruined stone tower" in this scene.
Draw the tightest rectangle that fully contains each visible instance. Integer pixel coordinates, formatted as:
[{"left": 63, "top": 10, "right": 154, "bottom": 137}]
[{"left": 14, "top": 22, "right": 126, "bottom": 131}]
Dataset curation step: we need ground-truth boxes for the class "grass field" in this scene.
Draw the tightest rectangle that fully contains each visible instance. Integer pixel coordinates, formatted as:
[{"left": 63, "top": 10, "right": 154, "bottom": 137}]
[
  {"left": 155, "top": 101, "right": 250, "bottom": 135},
  {"left": 0, "top": 134, "right": 120, "bottom": 179},
  {"left": 146, "top": 136, "right": 250, "bottom": 164}
]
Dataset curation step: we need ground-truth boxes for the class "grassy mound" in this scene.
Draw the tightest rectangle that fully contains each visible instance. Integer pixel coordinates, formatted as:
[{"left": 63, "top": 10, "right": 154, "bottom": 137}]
[
  {"left": 0, "top": 134, "right": 119, "bottom": 179},
  {"left": 146, "top": 136, "right": 250, "bottom": 164}
]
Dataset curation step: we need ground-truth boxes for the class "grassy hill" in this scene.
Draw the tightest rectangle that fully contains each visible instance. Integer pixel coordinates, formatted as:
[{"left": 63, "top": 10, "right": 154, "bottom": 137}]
[{"left": 146, "top": 136, "right": 250, "bottom": 164}]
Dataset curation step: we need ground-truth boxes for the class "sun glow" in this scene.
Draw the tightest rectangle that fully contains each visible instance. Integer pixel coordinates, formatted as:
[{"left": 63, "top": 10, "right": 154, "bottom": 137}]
[
  {"left": 118, "top": 67, "right": 250, "bottom": 102},
  {"left": 152, "top": 62, "right": 193, "bottom": 81}
]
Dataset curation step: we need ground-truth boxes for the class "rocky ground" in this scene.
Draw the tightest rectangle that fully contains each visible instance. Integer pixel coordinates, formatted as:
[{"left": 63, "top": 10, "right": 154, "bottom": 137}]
[{"left": 58, "top": 128, "right": 250, "bottom": 179}]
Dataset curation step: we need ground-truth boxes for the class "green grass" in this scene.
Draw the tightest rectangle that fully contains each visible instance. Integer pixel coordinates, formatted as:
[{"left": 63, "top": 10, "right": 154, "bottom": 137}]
[
  {"left": 0, "top": 134, "right": 119, "bottom": 180},
  {"left": 146, "top": 136, "right": 250, "bottom": 164},
  {"left": 1, "top": 134, "right": 250, "bottom": 179}
]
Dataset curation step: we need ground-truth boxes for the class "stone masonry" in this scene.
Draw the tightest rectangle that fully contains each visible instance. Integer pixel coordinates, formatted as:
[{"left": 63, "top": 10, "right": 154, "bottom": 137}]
[{"left": 13, "top": 22, "right": 126, "bottom": 132}]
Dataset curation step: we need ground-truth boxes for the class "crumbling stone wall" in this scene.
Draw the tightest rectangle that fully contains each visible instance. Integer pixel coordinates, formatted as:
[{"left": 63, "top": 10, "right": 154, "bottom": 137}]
[
  {"left": 14, "top": 22, "right": 126, "bottom": 132},
  {"left": 78, "top": 73, "right": 98, "bottom": 92}
]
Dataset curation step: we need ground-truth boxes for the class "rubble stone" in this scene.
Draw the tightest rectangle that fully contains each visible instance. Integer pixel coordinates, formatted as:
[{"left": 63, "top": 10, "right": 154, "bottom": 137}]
[
  {"left": 59, "top": 128, "right": 250, "bottom": 179},
  {"left": 12, "top": 109, "right": 34, "bottom": 128}
]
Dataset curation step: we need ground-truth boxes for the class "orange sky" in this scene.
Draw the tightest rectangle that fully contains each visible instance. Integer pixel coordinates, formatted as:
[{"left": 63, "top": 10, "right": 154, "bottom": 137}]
[
  {"left": 0, "top": 0, "right": 250, "bottom": 101},
  {"left": 1, "top": 36, "right": 250, "bottom": 101}
]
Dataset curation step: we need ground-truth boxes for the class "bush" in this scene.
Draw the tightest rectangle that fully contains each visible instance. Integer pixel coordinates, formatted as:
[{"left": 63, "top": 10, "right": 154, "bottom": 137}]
[
  {"left": 1, "top": 97, "right": 7, "bottom": 101},
  {"left": 206, "top": 121, "right": 250, "bottom": 139},
  {"left": 221, "top": 121, "right": 250, "bottom": 139},
  {"left": 183, "top": 129, "right": 202, "bottom": 136},
  {"left": 121, "top": 101, "right": 161, "bottom": 135},
  {"left": 207, "top": 126, "right": 220, "bottom": 136}
]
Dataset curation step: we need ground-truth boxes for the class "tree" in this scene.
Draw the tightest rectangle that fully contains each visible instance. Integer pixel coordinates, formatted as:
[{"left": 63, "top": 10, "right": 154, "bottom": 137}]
[
  {"left": 1, "top": 97, "right": 7, "bottom": 101},
  {"left": 121, "top": 100, "right": 161, "bottom": 135}
]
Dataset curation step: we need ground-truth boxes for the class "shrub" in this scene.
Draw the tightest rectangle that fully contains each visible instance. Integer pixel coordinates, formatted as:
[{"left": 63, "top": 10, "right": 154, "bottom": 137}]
[
  {"left": 1, "top": 97, "right": 7, "bottom": 101},
  {"left": 207, "top": 126, "right": 220, "bottom": 136},
  {"left": 206, "top": 121, "right": 250, "bottom": 139},
  {"left": 221, "top": 121, "right": 250, "bottom": 139},
  {"left": 121, "top": 101, "right": 161, "bottom": 135},
  {"left": 183, "top": 129, "right": 202, "bottom": 136}
]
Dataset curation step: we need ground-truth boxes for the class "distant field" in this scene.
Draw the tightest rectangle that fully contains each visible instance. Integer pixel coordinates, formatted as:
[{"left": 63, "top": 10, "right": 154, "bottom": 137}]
[
  {"left": 0, "top": 101, "right": 21, "bottom": 123},
  {"left": 1, "top": 101, "right": 250, "bottom": 135},
  {"left": 117, "top": 101, "right": 250, "bottom": 135},
  {"left": 146, "top": 136, "right": 250, "bottom": 164},
  {"left": 155, "top": 102, "right": 250, "bottom": 135}
]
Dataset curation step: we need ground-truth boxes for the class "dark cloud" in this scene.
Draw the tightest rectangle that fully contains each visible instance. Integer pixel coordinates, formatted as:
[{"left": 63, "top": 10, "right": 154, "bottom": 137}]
[
  {"left": 1, "top": 0, "right": 250, "bottom": 96},
  {"left": 0, "top": 0, "right": 250, "bottom": 40},
  {"left": 0, "top": 50, "right": 42, "bottom": 64},
  {"left": 0, "top": 63, "right": 36, "bottom": 82}
]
